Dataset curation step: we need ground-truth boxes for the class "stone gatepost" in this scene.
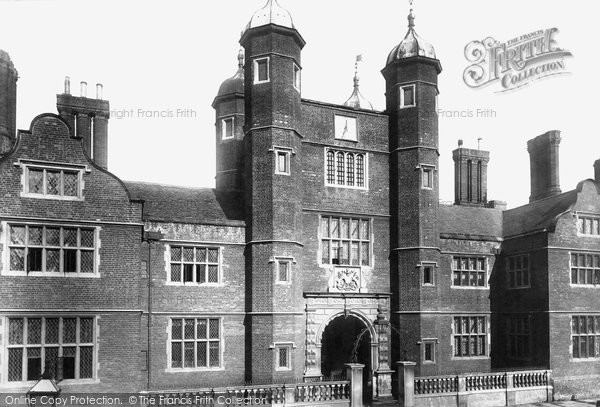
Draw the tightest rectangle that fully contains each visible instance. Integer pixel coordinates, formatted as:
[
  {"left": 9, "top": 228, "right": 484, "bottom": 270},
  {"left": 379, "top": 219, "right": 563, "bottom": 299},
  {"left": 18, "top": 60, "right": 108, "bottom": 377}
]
[
  {"left": 346, "top": 363, "right": 364, "bottom": 407},
  {"left": 396, "top": 361, "right": 416, "bottom": 407}
]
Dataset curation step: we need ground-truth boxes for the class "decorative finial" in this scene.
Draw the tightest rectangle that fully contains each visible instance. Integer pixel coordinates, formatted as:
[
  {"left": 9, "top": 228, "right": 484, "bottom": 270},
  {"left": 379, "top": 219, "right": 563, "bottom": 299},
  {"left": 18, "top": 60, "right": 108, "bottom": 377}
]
[
  {"left": 237, "top": 48, "right": 244, "bottom": 69},
  {"left": 354, "top": 54, "right": 362, "bottom": 88},
  {"left": 408, "top": 0, "right": 415, "bottom": 29}
]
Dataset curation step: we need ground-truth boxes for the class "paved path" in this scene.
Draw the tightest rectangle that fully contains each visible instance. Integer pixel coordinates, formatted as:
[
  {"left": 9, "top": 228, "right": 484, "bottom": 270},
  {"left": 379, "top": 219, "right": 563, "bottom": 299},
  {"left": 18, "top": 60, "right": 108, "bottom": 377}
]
[
  {"left": 516, "top": 400, "right": 597, "bottom": 406},
  {"left": 369, "top": 399, "right": 598, "bottom": 407}
]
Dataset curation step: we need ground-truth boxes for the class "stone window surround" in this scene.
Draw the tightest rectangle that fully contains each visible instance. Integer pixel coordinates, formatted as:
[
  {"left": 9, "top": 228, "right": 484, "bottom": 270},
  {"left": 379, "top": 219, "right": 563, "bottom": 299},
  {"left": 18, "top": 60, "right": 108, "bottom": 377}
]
[
  {"left": 4, "top": 315, "right": 98, "bottom": 384},
  {"left": 166, "top": 317, "right": 223, "bottom": 372},
  {"left": 165, "top": 244, "right": 223, "bottom": 286},
  {"left": 17, "top": 159, "right": 90, "bottom": 202},
  {"left": 1, "top": 221, "right": 101, "bottom": 278}
]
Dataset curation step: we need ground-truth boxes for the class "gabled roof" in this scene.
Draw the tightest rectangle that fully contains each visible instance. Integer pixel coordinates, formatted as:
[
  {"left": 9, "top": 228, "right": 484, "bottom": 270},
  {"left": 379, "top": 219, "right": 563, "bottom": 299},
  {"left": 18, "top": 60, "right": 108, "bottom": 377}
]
[
  {"left": 503, "top": 189, "right": 578, "bottom": 237},
  {"left": 439, "top": 204, "right": 503, "bottom": 240},
  {"left": 124, "top": 181, "right": 245, "bottom": 225}
]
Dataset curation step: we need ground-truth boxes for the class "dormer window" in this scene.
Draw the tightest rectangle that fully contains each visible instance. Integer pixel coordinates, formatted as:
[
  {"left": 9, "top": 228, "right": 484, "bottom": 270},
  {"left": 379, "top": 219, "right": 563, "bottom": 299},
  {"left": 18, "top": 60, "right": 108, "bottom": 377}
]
[
  {"left": 221, "top": 117, "right": 234, "bottom": 140},
  {"left": 400, "top": 84, "right": 416, "bottom": 108},
  {"left": 254, "top": 57, "right": 270, "bottom": 84}
]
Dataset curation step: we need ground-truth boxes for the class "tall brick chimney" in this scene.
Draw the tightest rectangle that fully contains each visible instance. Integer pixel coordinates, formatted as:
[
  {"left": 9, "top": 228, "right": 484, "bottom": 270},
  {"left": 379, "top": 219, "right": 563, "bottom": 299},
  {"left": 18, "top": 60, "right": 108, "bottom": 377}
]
[
  {"left": 527, "top": 130, "right": 561, "bottom": 202},
  {"left": 452, "top": 140, "right": 490, "bottom": 206},
  {"left": 57, "top": 77, "right": 110, "bottom": 169},
  {"left": 0, "top": 49, "right": 18, "bottom": 154},
  {"left": 594, "top": 159, "right": 600, "bottom": 183}
]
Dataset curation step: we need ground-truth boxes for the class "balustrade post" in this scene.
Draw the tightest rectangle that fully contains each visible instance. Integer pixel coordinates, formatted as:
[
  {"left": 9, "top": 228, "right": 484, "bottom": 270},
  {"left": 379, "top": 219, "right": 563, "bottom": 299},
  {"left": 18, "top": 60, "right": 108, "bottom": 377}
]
[
  {"left": 545, "top": 370, "right": 553, "bottom": 402},
  {"left": 457, "top": 375, "right": 467, "bottom": 407},
  {"left": 506, "top": 371, "right": 515, "bottom": 406},
  {"left": 345, "top": 363, "right": 364, "bottom": 407},
  {"left": 396, "top": 361, "right": 416, "bottom": 407},
  {"left": 283, "top": 385, "right": 295, "bottom": 406}
]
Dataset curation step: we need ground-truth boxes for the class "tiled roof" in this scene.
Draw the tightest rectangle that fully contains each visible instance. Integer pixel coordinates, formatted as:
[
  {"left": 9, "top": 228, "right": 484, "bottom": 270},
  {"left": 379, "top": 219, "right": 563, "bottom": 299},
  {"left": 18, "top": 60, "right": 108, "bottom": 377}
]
[
  {"left": 439, "top": 204, "right": 503, "bottom": 239},
  {"left": 124, "top": 181, "right": 245, "bottom": 225},
  {"left": 503, "top": 190, "right": 577, "bottom": 237}
]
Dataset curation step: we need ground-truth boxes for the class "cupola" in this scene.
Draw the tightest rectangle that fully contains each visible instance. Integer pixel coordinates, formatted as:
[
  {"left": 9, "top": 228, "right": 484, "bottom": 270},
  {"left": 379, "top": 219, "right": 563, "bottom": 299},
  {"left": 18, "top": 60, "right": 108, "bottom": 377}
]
[
  {"left": 343, "top": 55, "right": 374, "bottom": 110},
  {"left": 215, "top": 49, "right": 245, "bottom": 99},
  {"left": 245, "top": 0, "right": 294, "bottom": 31},
  {"left": 386, "top": 7, "right": 436, "bottom": 65}
]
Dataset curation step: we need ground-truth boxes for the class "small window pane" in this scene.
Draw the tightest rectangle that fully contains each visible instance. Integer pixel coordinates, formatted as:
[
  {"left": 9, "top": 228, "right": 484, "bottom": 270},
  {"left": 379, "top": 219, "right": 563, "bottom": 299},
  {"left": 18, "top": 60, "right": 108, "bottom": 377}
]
[
  {"left": 64, "top": 249, "right": 77, "bottom": 272},
  {"left": 208, "top": 265, "right": 219, "bottom": 283},
  {"left": 403, "top": 86, "right": 414, "bottom": 106},
  {"left": 209, "top": 342, "right": 220, "bottom": 366},
  {"left": 29, "top": 227, "right": 43, "bottom": 245},
  {"left": 197, "top": 319, "right": 207, "bottom": 339},
  {"left": 9, "top": 318, "right": 24, "bottom": 344},
  {"left": 80, "top": 251, "right": 94, "bottom": 273},
  {"left": 63, "top": 172, "right": 79, "bottom": 196},
  {"left": 80, "top": 318, "right": 94, "bottom": 343},
  {"left": 46, "top": 318, "right": 59, "bottom": 344},
  {"left": 28, "top": 168, "right": 44, "bottom": 193},
  {"left": 184, "top": 319, "right": 195, "bottom": 339},
  {"left": 8, "top": 348, "right": 23, "bottom": 381},
  {"left": 171, "top": 247, "right": 182, "bottom": 261},
  {"left": 46, "top": 171, "right": 60, "bottom": 195},
  {"left": 80, "top": 229, "right": 94, "bottom": 247},
  {"left": 183, "top": 247, "right": 194, "bottom": 262},
  {"left": 80, "top": 346, "right": 94, "bottom": 378},
  {"left": 197, "top": 342, "right": 207, "bottom": 367},
  {"left": 209, "top": 319, "right": 219, "bottom": 339},
  {"left": 172, "top": 319, "right": 182, "bottom": 340},
  {"left": 171, "top": 342, "right": 182, "bottom": 368},
  {"left": 170, "top": 264, "right": 182, "bottom": 282},
  {"left": 28, "top": 318, "right": 42, "bottom": 344},
  {"left": 10, "top": 225, "right": 26, "bottom": 245},
  {"left": 63, "top": 318, "right": 77, "bottom": 343},
  {"left": 63, "top": 228, "right": 77, "bottom": 247}
]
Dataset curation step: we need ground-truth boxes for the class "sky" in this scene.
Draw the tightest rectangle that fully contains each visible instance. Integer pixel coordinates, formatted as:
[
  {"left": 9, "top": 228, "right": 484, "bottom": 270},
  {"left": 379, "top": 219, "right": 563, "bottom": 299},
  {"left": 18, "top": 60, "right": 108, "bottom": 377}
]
[{"left": 0, "top": 0, "right": 598, "bottom": 208}]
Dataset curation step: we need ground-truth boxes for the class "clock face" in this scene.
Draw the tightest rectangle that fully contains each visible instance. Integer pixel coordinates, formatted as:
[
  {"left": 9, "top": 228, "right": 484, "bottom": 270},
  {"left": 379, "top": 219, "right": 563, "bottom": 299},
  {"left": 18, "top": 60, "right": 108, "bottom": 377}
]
[{"left": 334, "top": 115, "right": 357, "bottom": 141}]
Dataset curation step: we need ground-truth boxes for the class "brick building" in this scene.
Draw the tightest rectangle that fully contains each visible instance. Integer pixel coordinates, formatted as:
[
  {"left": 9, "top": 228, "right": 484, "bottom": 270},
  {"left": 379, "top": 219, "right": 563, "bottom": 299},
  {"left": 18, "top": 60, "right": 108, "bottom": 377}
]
[{"left": 0, "top": 0, "right": 598, "bottom": 401}]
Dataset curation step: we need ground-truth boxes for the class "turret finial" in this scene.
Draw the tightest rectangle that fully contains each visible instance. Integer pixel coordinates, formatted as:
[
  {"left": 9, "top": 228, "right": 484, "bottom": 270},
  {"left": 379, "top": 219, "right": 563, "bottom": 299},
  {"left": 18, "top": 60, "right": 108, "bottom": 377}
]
[
  {"left": 237, "top": 48, "right": 245, "bottom": 69},
  {"left": 408, "top": 0, "right": 415, "bottom": 29},
  {"left": 353, "top": 54, "right": 362, "bottom": 88}
]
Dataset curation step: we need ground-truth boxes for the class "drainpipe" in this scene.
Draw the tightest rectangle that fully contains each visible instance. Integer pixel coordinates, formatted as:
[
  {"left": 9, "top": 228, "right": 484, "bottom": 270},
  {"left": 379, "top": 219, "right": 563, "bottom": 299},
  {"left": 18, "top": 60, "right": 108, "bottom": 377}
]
[{"left": 143, "top": 230, "right": 163, "bottom": 390}]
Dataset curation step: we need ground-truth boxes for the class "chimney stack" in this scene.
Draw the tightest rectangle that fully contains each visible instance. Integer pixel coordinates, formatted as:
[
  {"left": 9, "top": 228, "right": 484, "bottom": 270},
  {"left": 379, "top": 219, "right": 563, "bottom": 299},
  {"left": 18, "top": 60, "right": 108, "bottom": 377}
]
[
  {"left": 527, "top": 130, "right": 561, "bottom": 202},
  {"left": 594, "top": 159, "right": 600, "bottom": 183},
  {"left": 57, "top": 79, "right": 110, "bottom": 169},
  {"left": 0, "top": 49, "right": 18, "bottom": 154},
  {"left": 452, "top": 140, "right": 490, "bottom": 206}
]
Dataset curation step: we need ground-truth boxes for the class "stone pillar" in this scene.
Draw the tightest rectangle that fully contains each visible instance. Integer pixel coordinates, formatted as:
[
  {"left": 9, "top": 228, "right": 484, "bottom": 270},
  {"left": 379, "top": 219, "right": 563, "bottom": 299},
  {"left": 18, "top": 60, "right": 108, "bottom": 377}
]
[
  {"left": 545, "top": 370, "right": 553, "bottom": 402},
  {"left": 506, "top": 372, "right": 515, "bottom": 406},
  {"left": 396, "top": 361, "right": 415, "bottom": 407},
  {"left": 457, "top": 375, "right": 467, "bottom": 407},
  {"left": 345, "top": 363, "right": 364, "bottom": 407}
]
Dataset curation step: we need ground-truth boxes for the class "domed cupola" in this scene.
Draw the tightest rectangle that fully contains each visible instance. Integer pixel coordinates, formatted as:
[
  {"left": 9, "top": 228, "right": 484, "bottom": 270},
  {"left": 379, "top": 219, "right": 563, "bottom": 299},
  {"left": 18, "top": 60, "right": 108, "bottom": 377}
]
[
  {"left": 343, "top": 55, "right": 373, "bottom": 110},
  {"left": 386, "top": 7, "right": 436, "bottom": 65},
  {"left": 245, "top": 0, "right": 295, "bottom": 31},
  {"left": 215, "top": 48, "right": 245, "bottom": 99}
]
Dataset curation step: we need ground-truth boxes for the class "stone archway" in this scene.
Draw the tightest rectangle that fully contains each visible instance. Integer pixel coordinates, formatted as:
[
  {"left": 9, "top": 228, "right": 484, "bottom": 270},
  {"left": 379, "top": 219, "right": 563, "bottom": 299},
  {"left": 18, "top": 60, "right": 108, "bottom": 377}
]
[
  {"left": 321, "top": 314, "right": 373, "bottom": 399},
  {"left": 304, "top": 294, "right": 393, "bottom": 399}
]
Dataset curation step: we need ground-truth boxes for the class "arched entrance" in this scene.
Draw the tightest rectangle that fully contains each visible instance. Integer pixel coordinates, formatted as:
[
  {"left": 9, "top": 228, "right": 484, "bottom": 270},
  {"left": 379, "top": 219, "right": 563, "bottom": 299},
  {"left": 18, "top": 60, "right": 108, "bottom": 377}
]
[{"left": 321, "top": 314, "right": 372, "bottom": 400}]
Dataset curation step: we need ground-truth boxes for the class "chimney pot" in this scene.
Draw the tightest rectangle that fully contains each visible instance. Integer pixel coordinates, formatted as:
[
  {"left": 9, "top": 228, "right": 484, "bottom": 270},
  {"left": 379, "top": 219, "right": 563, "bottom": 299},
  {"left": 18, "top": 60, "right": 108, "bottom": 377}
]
[
  {"left": 96, "top": 83, "right": 103, "bottom": 100},
  {"left": 64, "top": 76, "right": 71, "bottom": 95},
  {"left": 594, "top": 159, "right": 600, "bottom": 183},
  {"left": 80, "top": 81, "right": 87, "bottom": 98}
]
